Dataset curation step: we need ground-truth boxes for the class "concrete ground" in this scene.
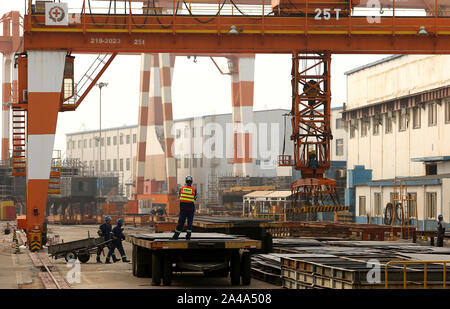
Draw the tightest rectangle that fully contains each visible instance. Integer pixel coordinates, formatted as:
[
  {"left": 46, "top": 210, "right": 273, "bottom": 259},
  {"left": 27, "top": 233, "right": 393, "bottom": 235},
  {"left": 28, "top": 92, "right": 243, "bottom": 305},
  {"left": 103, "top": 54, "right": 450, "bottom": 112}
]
[
  {"left": 0, "top": 221, "right": 41, "bottom": 289},
  {"left": 0, "top": 223, "right": 280, "bottom": 289}
]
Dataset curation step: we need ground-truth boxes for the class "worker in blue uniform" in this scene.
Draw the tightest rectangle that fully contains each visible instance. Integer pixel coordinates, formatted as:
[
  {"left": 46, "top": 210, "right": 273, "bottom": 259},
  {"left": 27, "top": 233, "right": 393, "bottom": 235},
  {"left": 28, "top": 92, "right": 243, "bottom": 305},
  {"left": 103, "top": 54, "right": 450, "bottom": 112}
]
[
  {"left": 437, "top": 214, "right": 445, "bottom": 247},
  {"left": 106, "top": 218, "right": 130, "bottom": 263},
  {"left": 96, "top": 215, "right": 117, "bottom": 263},
  {"left": 172, "top": 175, "right": 198, "bottom": 240}
]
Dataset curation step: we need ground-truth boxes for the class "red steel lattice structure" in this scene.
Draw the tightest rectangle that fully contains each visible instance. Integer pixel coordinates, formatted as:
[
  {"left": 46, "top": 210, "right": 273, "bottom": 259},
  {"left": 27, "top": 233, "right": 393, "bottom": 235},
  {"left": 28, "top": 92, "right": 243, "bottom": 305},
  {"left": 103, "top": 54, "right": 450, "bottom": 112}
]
[{"left": 280, "top": 52, "right": 341, "bottom": 210}]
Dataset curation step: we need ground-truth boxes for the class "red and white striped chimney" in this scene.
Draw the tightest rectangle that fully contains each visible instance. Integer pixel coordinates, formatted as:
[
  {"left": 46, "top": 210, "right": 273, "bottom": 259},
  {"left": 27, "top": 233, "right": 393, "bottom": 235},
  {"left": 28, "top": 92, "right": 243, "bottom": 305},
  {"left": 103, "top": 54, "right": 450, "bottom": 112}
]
[
  {"left": 134, "top": 53, "right": 152, "bottom": 197},
  {"left": 158, "top": 53, "right": 177, "bottom": 195},
  {"left": 230, "top": 55, "right": 255, "bottom": 177}
]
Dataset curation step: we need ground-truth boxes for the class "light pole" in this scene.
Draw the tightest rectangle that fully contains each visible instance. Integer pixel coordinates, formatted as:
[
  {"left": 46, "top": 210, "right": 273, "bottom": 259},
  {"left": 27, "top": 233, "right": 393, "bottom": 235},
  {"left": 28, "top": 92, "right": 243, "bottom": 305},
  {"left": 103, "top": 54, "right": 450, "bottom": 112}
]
[{"left": 96, "top": 82, "right": 108, "bottom": 198}]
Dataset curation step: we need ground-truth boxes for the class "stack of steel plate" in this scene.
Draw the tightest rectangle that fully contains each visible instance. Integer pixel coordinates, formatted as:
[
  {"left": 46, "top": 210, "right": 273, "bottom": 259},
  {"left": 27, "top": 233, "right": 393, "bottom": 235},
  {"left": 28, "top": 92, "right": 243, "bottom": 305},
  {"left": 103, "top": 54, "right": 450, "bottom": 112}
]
[{"left": 280, "top": 255, "right": 450, "bottom": 289}]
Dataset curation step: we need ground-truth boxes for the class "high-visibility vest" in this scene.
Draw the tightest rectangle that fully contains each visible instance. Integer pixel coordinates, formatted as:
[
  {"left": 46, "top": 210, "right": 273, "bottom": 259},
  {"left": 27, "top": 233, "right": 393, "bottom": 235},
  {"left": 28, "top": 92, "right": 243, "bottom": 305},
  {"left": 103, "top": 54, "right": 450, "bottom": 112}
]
[{"left": 180, "top": 186, "right": 196, "bottom": 203}]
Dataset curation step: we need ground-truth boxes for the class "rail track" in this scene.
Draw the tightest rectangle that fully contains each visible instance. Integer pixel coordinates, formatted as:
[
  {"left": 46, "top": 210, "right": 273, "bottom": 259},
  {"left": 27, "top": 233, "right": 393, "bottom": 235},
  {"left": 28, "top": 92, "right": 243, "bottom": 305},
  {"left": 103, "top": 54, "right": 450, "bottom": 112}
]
[{"left": 29, "top": 252, "right": 71, "bottom": 289}]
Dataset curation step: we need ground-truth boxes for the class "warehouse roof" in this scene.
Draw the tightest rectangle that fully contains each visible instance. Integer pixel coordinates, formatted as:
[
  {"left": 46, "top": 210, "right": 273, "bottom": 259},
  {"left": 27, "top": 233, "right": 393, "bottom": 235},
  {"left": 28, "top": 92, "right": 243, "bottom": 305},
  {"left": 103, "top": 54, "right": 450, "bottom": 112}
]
[
  {"left": 344, "top": 55, "right": 405, "bottom": 76},
  {"left": 355, "top": 173, "right": 450, "bottom": 187},
  {"left": 244, "top": 190, "right": 292, "bottom": 198}
]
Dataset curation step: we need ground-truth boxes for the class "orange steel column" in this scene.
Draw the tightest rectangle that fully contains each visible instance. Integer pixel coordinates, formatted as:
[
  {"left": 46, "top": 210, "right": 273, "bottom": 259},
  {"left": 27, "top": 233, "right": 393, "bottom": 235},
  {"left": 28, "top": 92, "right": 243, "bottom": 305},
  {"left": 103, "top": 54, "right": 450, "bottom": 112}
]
[
  {"left": 26, "top": 51, "right": 66, "bottom": 251},
  {"left": 231, "top": 55, "right": 255, "bottom": 177},
  {"left": 134, "top": 53, "right": 152, "bottom": 197},
  {"left": 2, "top": 54, "right": 12, "bottom": 160},
  {"left": 159, "top": 53, "right": 177, "bottom": 214}
]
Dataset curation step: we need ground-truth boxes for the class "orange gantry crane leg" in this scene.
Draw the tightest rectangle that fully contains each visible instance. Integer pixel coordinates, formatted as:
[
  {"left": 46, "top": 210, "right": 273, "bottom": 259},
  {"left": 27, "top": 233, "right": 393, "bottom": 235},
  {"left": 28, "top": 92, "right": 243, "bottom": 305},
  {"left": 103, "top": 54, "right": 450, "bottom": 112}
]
[{"left": 25, "top": 51, "right": 66, "bottom": 251}]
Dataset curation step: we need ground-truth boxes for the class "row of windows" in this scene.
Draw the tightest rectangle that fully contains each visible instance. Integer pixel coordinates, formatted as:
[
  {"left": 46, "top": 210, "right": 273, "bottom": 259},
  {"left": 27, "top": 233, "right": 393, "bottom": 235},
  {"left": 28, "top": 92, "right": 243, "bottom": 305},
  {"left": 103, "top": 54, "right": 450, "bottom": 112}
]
[
  {"left": 68, "top": 133, "right": 137, "bottom": 150},
  {"left": 359, "top": 192, "right": 437, "bottom": 219},
  {"left": 176, "top": 157, "right": 204, "bottom": 169},
  {"left": 86, "top": 158, "right": 132, "bottom": 172},
  {"left": 350, "top": 101, "right": 450, "bottom": 139},
  {"left": 175, "top": 127, "right": 205, "bottom": 139}
]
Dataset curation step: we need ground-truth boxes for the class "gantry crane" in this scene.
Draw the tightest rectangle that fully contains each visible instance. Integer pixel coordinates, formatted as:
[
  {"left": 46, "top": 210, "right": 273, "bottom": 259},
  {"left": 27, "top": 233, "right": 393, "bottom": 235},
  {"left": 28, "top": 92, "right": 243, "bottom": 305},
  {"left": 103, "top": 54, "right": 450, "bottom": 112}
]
[{"left": 8, "top": 0, "right": 450, "bottom": 250}]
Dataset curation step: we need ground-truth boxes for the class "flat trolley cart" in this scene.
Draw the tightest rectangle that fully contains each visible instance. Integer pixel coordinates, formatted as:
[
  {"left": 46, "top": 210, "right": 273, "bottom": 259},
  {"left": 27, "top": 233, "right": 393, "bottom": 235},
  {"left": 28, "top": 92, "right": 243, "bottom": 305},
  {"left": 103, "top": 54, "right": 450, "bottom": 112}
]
[
  {"left": 48, "top": 236, "right": 112, "bottom": 263},
  {"left": 127, "top": 232, "right": 261, "bottom": 286}
]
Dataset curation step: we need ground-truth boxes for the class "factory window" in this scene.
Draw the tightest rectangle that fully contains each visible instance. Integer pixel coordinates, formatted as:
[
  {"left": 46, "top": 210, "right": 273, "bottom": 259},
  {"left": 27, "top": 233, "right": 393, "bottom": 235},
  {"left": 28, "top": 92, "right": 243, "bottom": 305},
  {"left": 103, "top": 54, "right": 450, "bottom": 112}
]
[
  {"left": 67, "top": 141, "right": 70, "bottom": 150},
  {"left": 184, "top": 156, "right": 189, "bottom": 168},
  {"left": 200, "top": 157, "right": 203, "bottom": 168},
  {"left": 101, "top": 160, "right": 104, "bottom": 172},
  {"left": 176, "top": 158, "right": 181, "bottom": 169},
  {"left": 407, "top": 193, "right": 417, "bottom": 217},
  {"left": 359, "top": 196, "right": 366, "bottom": 216},
  {"left": 350, "top": 122, "right": 357, "bottom": 139},
  {"left": 126, "top": 186, "right": 130, "bottom": 197},
  {"left": 336, "top": 118, "right": 342, "bottom": 129},
  {"left": 390, "top": 192, "right": 399, "bottom": 206},
  {"left": 184, "top": 127, "right": 189, "bottom": 138},
  {"left": 360, "top": 119, "right": 369, "bottom": 137},
  {"left": 78, "top": 181, "right": 89, "bottom": 193},
  {"left": 412, "top": 107, "right": 421, "bottom": 129},
  {"left": 399, "top": 112, "right": 408, "bottom": 132},
  {"left": 256, "top": 160, "right": 261, "bottom": 166},
  {"left": 426, "top": 163, "right": 437, "bottom": 176},
  {"left": 193, "top": 158, "right": 197, "bottom": 168},
  {"left": 126, "top": 135, "right": 130, "bottom": 144},
  {"left": 107, "top": 137, "right": 111, "bottom": 146},
  {"left": 428, "top": 103, "right": 437, "bottom": 126},
  {"left": 446, "top": 100, "right": 450, "bottom": 123},
  {"left": 176, "top": 129, "right": 181, "bottom": 138},
  {"left": 120, "top": 135, "right": 124, "bottom": 145},
  {"left": 101, "top": 137, "right": 104, "bottom": 146},
  {"left": 120, "top": 159, "right": 124, "bottom": 171},
  {"left": 84, "top": 139, "right": 87, "bottom": 148},
  {"left": 385, "top": 115, "right": 392, "bottom": 134},
  {"left": 126, "top": 158, "right": 130, "bottom": 171},
  {"left": 113, "top": 136, "right": 117, "bottom": 145},
  {"left": 78, "top": 140, "right": 82, "bottom": 148},
  {"left": 113, "top": 159, "right": 117, "bottom": 171},
  {"left": 107, "top": 160, "right": 111, "bottom": 171},
  {"left": 372, "top": 117, "right": 380, "bottom": 136},
  {"left": 374, "top": 193, "right": 382, "bottom": 216},
  {"left": 426, "top": 192, "right": 437, "bottom": 219},
  {"left": 200, "top": 184, "right": 204, "bottom": 197},
  {"left": 95, "top": 161, "right": 99, "bottom": 172},
  {"left": 95, "top": 138, "right": 99, "bottom": 147},
  {"left": 336, "top": 139, "right": 343, "bottom": 156},
  {"left": 133, "top": 134, "right": 137, "bottom": 143},
  {"left": 89, "top": 139, "right": 92, "bottom": 147},
  {"left": 192, "top": 128, "right": 196, "bottom": 138}
]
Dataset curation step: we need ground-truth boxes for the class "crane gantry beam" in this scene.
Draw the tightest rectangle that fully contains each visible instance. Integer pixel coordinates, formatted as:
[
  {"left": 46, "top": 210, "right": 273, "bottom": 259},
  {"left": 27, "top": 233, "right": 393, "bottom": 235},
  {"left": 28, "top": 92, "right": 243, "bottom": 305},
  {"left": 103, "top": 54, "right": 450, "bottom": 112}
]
[{"left": 24, "top": 15, "right": 450, "bottom": 54}]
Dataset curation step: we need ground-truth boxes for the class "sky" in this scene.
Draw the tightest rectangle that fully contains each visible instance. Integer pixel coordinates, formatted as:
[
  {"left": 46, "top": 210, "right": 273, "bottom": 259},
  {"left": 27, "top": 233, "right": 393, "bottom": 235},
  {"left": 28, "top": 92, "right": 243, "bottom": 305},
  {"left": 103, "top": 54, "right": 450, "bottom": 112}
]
[{"left": 0, "top": 1, "right": 390, "bottom": 158}]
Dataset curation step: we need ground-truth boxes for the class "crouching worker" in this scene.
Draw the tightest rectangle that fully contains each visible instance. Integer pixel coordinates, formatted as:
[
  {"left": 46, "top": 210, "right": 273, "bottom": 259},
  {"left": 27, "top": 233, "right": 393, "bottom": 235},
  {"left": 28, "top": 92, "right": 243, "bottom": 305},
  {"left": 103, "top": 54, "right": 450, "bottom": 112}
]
[
  {"left": 172, "top": 175, "right": 198, "bottom": 240},
  {"left": 105, "top": 218, "right": 130, "bottom": 263}
]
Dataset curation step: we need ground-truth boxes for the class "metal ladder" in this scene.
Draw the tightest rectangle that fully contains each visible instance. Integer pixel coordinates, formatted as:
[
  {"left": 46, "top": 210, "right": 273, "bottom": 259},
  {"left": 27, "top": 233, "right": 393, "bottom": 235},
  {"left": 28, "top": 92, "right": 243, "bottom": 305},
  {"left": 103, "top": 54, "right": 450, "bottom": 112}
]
[
  {"left": 11, "top": 107, "right": 26, "bottom": 176},
  {"left": 48, "top": 150, "right": 61, "bottom": 195}
]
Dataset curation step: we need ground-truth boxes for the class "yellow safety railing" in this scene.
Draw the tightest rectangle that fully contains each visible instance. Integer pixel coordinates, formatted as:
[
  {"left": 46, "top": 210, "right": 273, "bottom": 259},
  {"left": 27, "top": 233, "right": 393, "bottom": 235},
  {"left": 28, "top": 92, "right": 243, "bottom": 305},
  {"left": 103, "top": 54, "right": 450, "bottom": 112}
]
[{"left": 385, "top": 260, "right": 450, "bottom": 289}]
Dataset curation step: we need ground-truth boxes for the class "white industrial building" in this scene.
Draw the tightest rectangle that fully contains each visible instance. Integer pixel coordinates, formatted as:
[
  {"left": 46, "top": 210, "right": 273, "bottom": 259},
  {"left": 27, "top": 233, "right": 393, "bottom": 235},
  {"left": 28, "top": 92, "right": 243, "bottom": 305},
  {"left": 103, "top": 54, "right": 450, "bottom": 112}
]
[
  {"left": 66, "top": 107, "right": 348, "bottom": 201},
  {"left": 343, "top": 55, "right": 450, "bottom": 230}
]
